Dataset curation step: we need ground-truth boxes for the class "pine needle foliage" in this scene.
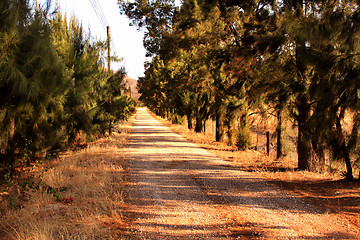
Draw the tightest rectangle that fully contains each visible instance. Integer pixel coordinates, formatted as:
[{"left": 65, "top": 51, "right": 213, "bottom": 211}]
[
  {"left": 0, "top": 1, "right": 136, "bottom": 178},
  {"left": 120, "top": 0, "right": 360, "bottom": 180}
]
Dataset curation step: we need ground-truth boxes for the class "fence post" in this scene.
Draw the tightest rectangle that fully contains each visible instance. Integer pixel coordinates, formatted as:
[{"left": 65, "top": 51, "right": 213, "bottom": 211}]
[{"left": 266, "top": 131, "right": 270, "bottom": 155}]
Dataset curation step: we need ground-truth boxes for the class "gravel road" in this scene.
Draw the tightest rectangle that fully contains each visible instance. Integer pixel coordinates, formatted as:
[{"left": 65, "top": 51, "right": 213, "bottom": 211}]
[{"left": 123, "top": 107, "right": 359, "bottom": 239}]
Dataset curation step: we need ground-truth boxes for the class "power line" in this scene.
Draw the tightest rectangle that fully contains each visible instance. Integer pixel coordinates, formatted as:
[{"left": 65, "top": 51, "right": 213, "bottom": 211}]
[
  {"left": 88, "top": 0, "right": 116, "bottom": 49},
  {"left": 88, "top": 0, "right": 107, "bottom": 30},
  {"left": 89, "top": 0, "right": 107, "bottom": 30},
  {"left": 88, "top": 0, "right": 118, "bottom": 66},
  {"left": 93, "top": 0, "right": 108, "bottom": 27}
]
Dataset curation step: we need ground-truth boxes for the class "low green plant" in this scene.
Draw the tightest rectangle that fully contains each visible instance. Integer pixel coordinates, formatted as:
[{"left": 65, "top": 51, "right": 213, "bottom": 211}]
[
  {"left": 236, "top": 126, "right": 252, "bottom": 150},
  {"left": 8, "top": 193, "right": 22, "bottom": 209}
]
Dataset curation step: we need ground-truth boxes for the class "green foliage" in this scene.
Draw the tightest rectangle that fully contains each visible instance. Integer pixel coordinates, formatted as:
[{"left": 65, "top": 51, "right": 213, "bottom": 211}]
[
  {"left": 8, "top": 193, "right": 21, "bottom": 209},
  {"left": 121, "top": 0, "right": 360, "bottom": 179},
  {"left": 118, "top": 0, "right": 177, "bottom": 56},
  {"left": 236, "top": 126, "right": 252, "bottom": 151},
  {"left": 0, "top": 0, "right": 70, "bottom": 168},
  {"left": 0, "top": 1, "right": 136, "bottom": 177},
  {"left": 20, "top": 175, "right": 68, "bottom": 202}
]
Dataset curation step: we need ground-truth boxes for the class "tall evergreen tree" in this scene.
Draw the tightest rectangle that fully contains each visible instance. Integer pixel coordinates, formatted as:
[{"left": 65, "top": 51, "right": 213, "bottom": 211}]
[
  {"left": 0, "top": 1, "right": 135, "bottom": 175},
  {"left": 121, "top": 0, "right": 360, "bottom": 179},
  {"left": 0, "top": 0, "right": 70, "bottom": 167}
]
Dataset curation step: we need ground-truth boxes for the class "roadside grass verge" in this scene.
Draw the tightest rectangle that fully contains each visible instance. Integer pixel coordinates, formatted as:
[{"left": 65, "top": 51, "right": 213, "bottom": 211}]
[
  {"left": 150, "top": 112, "right": 298, "bottom": 173},
  {"left": 0, "top": 117, "right": 134, "bottom": 240}
]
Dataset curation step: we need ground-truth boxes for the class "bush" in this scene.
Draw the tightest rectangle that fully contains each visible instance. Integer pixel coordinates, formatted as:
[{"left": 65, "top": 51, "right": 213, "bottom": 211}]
[{"left": 236, "top": 126, "right": 252, "bottom": 150}]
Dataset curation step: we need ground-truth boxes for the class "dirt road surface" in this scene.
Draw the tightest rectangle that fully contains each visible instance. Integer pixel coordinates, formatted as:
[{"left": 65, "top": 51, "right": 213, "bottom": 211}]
[{"left": 123, "top": 107, "right": 359, "bottom": 239}]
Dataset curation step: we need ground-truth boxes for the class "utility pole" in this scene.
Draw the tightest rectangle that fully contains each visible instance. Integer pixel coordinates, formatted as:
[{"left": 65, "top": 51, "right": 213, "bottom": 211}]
[
  {"left": 107, "top": 26, "right": 111, "bottom": 71},
  {"left": 107, "top": 26, "right": 112, "bottom": 136}
]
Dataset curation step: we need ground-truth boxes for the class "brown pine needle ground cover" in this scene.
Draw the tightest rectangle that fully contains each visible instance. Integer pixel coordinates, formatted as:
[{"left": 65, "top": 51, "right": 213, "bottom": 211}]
[
  {"left": 152, "top": 113, "right": 360, "bottom": 231},
  {"left": 0, "top": 117, "right": 135, "bottom": 240}
]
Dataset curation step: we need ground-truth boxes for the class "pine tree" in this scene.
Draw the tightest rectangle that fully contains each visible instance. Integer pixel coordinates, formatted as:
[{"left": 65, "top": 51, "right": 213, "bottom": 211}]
[
  {"left": 122, "top": 0, "right": 360, "bottom": 179},
  {"left": 0, "top": 0, "right": 70, "bottom": 168},
  {"left": 306, "top": 0, "right": 360, "bottom": 179},
  {"left": 118, "top": 0, "right": 177, "bottom": 57}
]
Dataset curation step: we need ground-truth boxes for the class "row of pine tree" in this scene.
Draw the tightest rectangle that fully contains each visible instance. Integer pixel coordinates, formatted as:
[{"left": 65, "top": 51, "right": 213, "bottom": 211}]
[
  {"left": 119, "top": 0, "right": 360, "bottom": 180},
  {"left": 0, "top": 1, "right": 136, "bottom": 175}
]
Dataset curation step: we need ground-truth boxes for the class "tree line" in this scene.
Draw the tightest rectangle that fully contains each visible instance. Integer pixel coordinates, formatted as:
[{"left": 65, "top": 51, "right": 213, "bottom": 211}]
[
  {"left": 0, "top": 0, "right": 136, "bottom": 176},
  {"left": 119, "top": 0, "right": 360, "bottom": 180}
]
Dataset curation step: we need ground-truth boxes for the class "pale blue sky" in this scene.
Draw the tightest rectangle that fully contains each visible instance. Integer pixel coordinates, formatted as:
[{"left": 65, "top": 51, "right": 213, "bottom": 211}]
[{"left": 34, "top": 0, "right": 147, "bottom": 79}]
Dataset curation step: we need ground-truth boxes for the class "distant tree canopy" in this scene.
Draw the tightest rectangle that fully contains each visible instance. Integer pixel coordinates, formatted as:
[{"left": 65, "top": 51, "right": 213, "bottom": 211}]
[
  {"left": 119, "top": 0, "right": 360, "bottom": 180},
  {"left": 0, "top": 0, "right": 136, "bottom": 175}
]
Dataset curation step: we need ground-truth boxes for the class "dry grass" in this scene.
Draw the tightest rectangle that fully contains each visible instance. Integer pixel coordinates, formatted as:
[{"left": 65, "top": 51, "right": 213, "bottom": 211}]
[
  {"left": 0, "top": 117, "right": 135, "bottom": 240},
  {"left": 3, "top": 109, "right": 357, "bottom": 239},
  {"left": 152, "top": 113, "right": 298, "bottom": 173},
  {"left": 153, "top": 113, "right": 357, "bottom": 180}
]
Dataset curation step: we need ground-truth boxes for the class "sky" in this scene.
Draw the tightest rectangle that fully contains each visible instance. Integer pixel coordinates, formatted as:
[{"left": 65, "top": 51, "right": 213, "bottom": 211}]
[{"left": 35, "top": 0, "right": 147, "bottom": 80}]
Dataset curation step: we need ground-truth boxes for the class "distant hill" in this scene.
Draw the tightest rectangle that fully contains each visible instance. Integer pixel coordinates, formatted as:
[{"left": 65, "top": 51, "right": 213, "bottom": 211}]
[{"left": 123, "top": 76, "right": 140, "bottom": 99}]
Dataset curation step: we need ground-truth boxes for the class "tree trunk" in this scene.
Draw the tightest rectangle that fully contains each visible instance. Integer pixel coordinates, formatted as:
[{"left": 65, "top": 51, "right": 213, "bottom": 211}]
[
  {"left": 266, "top": 131, "right": 270, "bottom": 156},
  {"left": 296, "top": 95, "right": 312, "bottom": 170},
  {"left": 312, "top": 139, "right": 325, "bottom": 172},
  {"left": 276, "top": 109, "right": 284, "bottom": 159},
  {"left": 336, "top": 115, "right": 354, "bottom": 180},
  {"left": 215, "top": 113, "right": 224, "bottom": 142},
  {"left": 344, "top": 153, "right": 354, "bottom": 181},
  {"left": 167, "top": 109, "right": 171, "bottom": 121},
  {"left": 6, "top": 116, "right": 16, "bottom": 167},
  {"left": 226, "top": 121, "right": 233, "bottom": 146},
  {"left": 108, "top": 121, "right": 112, "bottom": 136},
  {"left": 187, "top": 113, "right": 193, "bottom": 130},
  {"left": 195, "top": 117, "right": 203, "bottom": 133},
  {"left": 294, "top": 23, "right": 313, "bottom": 170},
  {"left": 9, "top": 116, "right": 15, "bottom": 147}
]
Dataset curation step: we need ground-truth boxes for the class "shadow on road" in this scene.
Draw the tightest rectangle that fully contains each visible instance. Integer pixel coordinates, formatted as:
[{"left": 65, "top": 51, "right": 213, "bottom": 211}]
[{"left": 122, "top": 108, "right": 358, "bottom": 239}]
